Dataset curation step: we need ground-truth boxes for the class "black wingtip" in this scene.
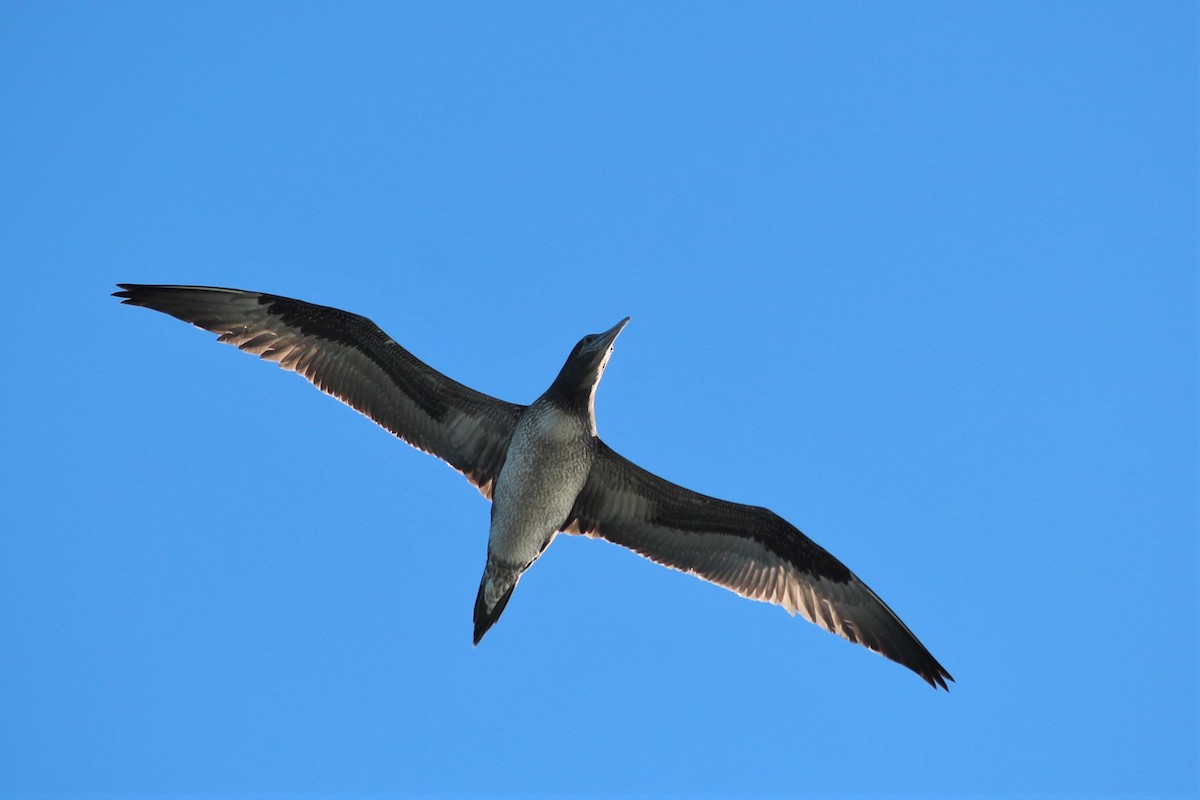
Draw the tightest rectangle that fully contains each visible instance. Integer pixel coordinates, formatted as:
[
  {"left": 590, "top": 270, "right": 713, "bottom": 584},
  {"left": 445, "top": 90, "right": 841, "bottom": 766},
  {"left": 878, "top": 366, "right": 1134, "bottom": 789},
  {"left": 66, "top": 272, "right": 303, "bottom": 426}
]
[
  {"left": 917, "top": 661, "right": 954, "bottom": 691},
  {"left": 113, "top": 283, "right": 141, "bottom": 303},
  {"left": 113, "top": 283, "right": 171, "bottom": 307}
]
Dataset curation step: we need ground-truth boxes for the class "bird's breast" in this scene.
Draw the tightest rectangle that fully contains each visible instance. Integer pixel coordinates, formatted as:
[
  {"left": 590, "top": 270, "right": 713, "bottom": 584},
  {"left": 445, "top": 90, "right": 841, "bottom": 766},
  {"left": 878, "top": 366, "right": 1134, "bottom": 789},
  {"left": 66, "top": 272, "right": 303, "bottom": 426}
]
[{"left": 488, "top": 404, "right": 594, "bottom": 564}]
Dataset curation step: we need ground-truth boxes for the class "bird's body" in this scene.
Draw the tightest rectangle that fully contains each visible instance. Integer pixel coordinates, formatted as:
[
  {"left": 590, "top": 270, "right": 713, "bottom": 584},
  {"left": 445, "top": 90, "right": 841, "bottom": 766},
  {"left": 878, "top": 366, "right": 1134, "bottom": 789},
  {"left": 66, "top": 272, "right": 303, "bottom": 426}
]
[
  {"left": 115, "top": 284, "right": 953, "bottom": 690},
  {"left": 494, "top": 399, "right": 595, "bottom": 565},
  {"left": 478, "top": 399, "right": 596, "bottom": 640}
]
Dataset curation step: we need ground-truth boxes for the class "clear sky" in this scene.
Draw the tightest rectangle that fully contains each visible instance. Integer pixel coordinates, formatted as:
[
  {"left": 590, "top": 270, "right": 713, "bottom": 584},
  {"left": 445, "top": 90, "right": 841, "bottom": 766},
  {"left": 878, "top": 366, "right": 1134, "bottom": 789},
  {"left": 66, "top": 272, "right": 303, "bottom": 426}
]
[{"left": 2, "top": 2, "right": 1196, "bottom": 798}]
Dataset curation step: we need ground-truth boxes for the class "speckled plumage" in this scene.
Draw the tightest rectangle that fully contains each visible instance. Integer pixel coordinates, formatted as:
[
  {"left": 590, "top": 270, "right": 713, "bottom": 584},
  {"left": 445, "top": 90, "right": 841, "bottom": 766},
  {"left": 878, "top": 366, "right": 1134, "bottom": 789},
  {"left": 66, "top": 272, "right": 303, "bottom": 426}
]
[{"left": 473, "top": 400, "right": 597, "bottom": 642}]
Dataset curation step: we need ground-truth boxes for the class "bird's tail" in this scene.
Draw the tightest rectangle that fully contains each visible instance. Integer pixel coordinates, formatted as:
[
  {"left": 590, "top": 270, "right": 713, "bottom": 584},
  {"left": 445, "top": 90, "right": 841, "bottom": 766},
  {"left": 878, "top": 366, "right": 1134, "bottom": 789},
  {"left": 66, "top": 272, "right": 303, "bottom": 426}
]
[{"left": 473, "top": 558, "right": 523, "bottom": 645}]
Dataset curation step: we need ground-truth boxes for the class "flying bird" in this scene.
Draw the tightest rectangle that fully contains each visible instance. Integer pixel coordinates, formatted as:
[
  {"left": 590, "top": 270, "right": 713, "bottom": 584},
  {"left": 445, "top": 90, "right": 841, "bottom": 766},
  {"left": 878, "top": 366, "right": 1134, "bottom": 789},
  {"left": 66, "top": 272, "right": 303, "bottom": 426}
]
[{"left": 114, "top": 284, "right": 952, "bottom": 690}]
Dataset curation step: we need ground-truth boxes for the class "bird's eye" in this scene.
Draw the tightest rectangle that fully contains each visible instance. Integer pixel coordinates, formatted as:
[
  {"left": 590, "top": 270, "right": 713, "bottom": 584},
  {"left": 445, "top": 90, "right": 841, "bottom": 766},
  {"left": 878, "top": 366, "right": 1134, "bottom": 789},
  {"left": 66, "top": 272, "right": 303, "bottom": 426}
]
[{"left": 581, "top": 335, "right": 596, "bottom": 346}]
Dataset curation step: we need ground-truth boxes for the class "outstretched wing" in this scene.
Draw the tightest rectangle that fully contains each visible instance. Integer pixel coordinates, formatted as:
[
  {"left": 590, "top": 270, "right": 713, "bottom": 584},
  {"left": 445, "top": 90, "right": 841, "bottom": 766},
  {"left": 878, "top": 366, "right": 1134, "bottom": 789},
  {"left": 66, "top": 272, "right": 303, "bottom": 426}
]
[
  {"left": 115, "top": 284, "right": 523, "bottom": 498},
  {"left": 565, "top": 441, "right": 953, "bottom": 689}
]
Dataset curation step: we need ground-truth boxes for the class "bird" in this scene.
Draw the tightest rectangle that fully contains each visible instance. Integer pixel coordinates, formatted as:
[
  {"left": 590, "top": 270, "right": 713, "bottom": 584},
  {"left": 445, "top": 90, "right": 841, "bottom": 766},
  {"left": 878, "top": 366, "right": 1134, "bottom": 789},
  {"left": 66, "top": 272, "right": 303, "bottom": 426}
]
[{"left": 114, "top": 284, "right": 953, "bottom": 690}]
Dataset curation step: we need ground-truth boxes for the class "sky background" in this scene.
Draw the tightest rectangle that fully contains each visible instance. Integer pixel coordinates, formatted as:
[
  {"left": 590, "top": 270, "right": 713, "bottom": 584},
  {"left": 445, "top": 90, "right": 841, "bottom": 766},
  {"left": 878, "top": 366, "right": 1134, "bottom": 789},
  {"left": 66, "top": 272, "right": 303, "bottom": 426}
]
[{"left": 1, "top": 2, "right": 1196, "bottom": 798}]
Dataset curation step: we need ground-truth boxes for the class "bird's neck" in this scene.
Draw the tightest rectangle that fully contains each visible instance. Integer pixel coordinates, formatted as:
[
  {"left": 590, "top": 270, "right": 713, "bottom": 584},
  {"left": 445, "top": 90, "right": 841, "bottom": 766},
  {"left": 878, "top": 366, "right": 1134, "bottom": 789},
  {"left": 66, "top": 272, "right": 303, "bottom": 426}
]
[{"left": 540, "top": 378, "right": 599, "bottom": 436}]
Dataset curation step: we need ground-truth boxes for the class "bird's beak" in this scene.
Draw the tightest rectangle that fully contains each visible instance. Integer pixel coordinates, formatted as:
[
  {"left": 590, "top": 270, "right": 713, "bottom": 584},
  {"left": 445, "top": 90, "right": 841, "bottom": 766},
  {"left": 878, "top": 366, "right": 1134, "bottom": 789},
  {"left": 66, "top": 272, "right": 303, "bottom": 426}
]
[{"left": 595, "top": 317, "right": 630, "bottom": 350}]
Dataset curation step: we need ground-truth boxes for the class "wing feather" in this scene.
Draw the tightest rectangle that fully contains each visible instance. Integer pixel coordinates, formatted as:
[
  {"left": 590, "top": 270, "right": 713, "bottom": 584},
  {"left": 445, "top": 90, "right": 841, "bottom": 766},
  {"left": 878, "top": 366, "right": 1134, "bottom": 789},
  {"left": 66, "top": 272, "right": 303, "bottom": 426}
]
[
  {"left": 115, "top": 284, "right": 522, "bottom": 498},
  {"left": 565, "top": 441, "right": 953, "bottom": 689}
]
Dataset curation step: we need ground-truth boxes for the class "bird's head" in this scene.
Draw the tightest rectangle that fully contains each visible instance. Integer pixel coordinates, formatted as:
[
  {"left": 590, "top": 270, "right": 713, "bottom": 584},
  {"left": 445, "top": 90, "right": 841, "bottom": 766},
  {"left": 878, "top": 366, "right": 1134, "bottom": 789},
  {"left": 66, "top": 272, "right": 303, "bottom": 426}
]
[{"left": 547, "top": 317, "right": 630, "bottom": 422}]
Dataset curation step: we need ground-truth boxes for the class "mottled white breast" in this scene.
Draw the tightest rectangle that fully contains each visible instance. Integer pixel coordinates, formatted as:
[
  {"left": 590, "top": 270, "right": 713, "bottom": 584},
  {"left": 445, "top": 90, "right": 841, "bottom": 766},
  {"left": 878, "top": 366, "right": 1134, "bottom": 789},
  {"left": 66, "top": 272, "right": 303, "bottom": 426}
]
[{"left": 489, "top": 401, "right": 595, "bottom": 565}]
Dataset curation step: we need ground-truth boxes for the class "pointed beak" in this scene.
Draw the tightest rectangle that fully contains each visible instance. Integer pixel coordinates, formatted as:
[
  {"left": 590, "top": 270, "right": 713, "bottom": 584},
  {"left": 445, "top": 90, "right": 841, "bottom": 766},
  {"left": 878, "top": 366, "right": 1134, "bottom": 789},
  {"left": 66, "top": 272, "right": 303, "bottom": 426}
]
[{"left": 596, "top": 317, "right": 630, "bottom": 350}]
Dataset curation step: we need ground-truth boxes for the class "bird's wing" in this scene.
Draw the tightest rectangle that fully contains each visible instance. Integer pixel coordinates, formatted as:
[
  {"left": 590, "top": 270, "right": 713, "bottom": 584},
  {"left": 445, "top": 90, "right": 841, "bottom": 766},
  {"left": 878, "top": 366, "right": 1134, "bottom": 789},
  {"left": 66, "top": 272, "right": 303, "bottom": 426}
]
[
  {"left": 115, "top": 284, "right": 522, "bottom": 498},
  {"left": 564, "top": 440, "right": 953, "bottom": 689}
]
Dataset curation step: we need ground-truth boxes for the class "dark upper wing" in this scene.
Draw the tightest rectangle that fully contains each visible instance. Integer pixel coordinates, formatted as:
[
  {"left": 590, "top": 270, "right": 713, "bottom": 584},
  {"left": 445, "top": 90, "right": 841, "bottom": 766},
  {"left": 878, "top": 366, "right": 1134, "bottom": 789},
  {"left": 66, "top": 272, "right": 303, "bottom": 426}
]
[
  {"left": 115, "top": 284, "right": 523, "bottom": 498},
  {"left": 564, "top": 440, "right": 953, "bottom": 689}
]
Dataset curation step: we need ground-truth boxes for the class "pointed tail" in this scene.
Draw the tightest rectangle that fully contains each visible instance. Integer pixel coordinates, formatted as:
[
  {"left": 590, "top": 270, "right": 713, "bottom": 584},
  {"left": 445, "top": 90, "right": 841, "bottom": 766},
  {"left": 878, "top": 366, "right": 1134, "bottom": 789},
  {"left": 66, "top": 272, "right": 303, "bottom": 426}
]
[{"left": 473, "top": 559, "right": 522, "bottom": 645}]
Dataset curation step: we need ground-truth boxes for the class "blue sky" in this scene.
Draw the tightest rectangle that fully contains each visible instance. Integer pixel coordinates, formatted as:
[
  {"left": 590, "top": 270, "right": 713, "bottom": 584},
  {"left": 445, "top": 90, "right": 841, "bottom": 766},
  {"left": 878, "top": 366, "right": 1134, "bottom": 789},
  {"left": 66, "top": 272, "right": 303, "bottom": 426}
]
[{"left": 2, "top": 2, "right": 1196, "bottom": 797}]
